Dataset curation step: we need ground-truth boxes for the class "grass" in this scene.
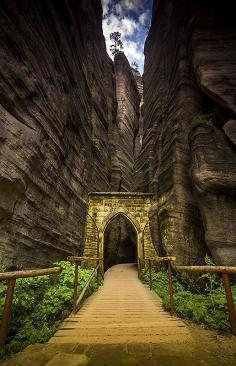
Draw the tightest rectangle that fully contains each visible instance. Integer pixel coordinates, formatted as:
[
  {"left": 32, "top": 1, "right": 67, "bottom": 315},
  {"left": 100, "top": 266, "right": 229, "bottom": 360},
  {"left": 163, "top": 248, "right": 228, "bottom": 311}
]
[
  {"left": 141, "top": 266, "right": 236, "bottom": 334},
  {"left": 0, "top": 261, "right": 98, "bottom": 359}
]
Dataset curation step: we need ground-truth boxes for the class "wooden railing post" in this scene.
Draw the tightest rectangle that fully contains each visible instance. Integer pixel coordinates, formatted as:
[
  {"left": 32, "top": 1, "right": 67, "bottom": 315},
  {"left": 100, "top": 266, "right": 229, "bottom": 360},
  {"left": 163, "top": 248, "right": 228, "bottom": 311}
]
[
  {"left": 138, "top": 258, "right": 141, "bottom": 278},
  {"left": 0, "top": 279, "right": 16, "bottom": 347},
  {"left": 149, "top": 259, "right": 152, "bottom": 290},
  {"left": 100, "top": 259, "right": 104, "bottom": 280},
  {"left": 222, "top": 273, "right": 236, "bottom": 336},
  {"left": 167, "top": 260, "right": 174, "bottom": 316},
  {"left": 96, "top": 259, "right": 99, "bottom": 285},
  {"left": 73, "top": 263, "right": 79, "bottom": 314}
]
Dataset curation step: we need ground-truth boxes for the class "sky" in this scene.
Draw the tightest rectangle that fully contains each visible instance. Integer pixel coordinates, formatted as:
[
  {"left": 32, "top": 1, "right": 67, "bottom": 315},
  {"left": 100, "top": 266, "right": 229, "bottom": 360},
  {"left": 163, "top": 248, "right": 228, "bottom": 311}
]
[{"left": 102, "top": 0, "right": 153, "bottom": 74}]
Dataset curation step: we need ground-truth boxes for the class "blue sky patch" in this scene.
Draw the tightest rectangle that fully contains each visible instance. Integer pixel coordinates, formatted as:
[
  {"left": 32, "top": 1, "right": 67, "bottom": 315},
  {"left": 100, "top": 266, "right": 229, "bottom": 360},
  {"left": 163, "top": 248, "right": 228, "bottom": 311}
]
[{"left": 102, "top": 0, "right": 153, "bottom": 74}]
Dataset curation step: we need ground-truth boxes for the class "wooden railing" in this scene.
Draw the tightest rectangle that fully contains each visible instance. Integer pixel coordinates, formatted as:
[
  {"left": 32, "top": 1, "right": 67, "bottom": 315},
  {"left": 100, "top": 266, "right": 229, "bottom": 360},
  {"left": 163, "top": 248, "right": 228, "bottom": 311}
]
[
  {"left": 138, "top": 257, "right": 236, "bottom": 336},
  {"left": 138, "top": 256, "right": 176, "bottom": 315},
  {"left": 67, "top": 256, "right": 104, "bottom": 314},
  {"left": 0, "top": 267, "right": 61, "bottom": 347}
]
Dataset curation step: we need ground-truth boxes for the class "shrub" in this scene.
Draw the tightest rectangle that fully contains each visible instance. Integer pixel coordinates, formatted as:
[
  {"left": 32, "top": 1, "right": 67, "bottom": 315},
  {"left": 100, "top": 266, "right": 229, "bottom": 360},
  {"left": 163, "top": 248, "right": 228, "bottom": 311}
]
[
  {"left": 0, "top": 261, "right": 97, "bottom": 358},
  {"left": 142, "top": 268, "right": 236, "bottom": 334}
]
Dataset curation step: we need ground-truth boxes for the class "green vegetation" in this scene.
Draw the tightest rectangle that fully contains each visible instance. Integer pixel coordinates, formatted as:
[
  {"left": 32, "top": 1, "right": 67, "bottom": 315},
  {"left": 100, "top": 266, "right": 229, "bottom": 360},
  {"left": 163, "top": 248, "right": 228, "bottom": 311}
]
[
  {"left": 0, "top": 261, "right": 6, "bottom": 273},
  {"left": 142, "top": 257, "right": 236, "bottom": 334},
  {"left": 188, "top": 112, "right": 213, "bottom": 138},
  {"left": 0, "top": 261, "right": 98, "bottom": 359},
  {"left": 91, "top": 137, "right": 100, "bottom": 154}
]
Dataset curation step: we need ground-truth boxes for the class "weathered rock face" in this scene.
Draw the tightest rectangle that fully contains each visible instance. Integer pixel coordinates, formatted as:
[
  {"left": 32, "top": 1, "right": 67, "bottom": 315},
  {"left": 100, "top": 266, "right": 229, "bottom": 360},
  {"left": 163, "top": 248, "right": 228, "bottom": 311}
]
[
  {"left": 4, "top": 0, "right": 235, "bottom": 269},
  {"left": 0, "top": 0, "right": 116, "bottom": 268},
  {"left": 109, "top": 52, "right": 141, "bottom": 191},
  {"left": 190, "top": 124, "right": 236, "bottom": 265},
  {"left": 132, "top": 69, "right": 144, "bottom": 170},
  {"left": 139, "top": 0, "right": 236, "bottom": 265},
  {"left": 0, "top": 1, "right": 143, "bottom": 268},
  {"left": 106, "top": 55, "right": 141, "bottom": 261}
]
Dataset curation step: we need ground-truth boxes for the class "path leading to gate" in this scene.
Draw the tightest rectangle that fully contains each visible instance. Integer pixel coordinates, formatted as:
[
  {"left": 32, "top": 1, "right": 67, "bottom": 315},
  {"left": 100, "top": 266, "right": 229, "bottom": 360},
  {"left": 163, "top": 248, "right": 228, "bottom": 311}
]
[
  {"left": 2, "top": 264, "right": 236, "bottom": 366},
  {"left": 50, "top": 264, "right": 190, "bottom": 344}
]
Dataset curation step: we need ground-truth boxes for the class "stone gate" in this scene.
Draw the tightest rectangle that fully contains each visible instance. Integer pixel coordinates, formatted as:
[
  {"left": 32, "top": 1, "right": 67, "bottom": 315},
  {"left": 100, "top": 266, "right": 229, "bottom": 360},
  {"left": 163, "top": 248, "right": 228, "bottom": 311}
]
[{"left": 83, "top": 192, "right": 156, "bottom": 262}]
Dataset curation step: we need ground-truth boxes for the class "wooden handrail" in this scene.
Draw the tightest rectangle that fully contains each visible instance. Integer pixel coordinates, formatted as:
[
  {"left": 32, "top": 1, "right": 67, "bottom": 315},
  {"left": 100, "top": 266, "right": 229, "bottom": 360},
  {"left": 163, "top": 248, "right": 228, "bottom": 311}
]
[
  {"left": 67, "top": 256, "right": 103, "bottom": 262},
  {"left": 138, "top": 256, "right": 236, "bottom": 335},
  {"left": 76, "top": 264, "right": 99, "bottom": 309},
  {"left": 174, "top": 265, "right": 236, "bottom": 274},
  {"left": 69, "top": 257, "right": 104, "bottom": 314},
  {"left": 139, "top": 256, "right": 175, "bottom": 315},
  {"left": 0, "top": 267, "right": 61, "bottom": 280},
  {"left": 0, "top": 266, "right": 61, "bottom": 348},
  {"left": 142, "top": 256, "right": 177, "bottom": 262}
]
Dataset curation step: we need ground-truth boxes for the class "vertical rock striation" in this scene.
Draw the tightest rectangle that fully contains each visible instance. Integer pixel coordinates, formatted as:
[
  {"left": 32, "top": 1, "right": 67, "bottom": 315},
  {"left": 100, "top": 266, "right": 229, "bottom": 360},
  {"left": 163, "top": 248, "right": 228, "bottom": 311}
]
[
  {"left": 0, "top": 0, "right": 116, "bottom": 267},
  {"left": 109, "top": 52, "right": 141, "bottom": 192},
  {"left": 0, "top": 1, "right": 142, "bottom": 268},
  {"left": 104, "top": 54, "right": 141, "bottom": 261},
  {"left": 139, "top": 0, "right": 236, "bottom": 265},
  {"left": 188, "top": 2, "right": 236, "bottom": 265}
]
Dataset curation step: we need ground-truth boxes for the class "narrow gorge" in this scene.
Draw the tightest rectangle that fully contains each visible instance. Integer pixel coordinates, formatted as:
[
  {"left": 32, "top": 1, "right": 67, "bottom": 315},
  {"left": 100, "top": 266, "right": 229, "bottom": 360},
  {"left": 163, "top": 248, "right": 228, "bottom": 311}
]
[{"left": 0, "top": 0, "right": 236, "bottom": 269}]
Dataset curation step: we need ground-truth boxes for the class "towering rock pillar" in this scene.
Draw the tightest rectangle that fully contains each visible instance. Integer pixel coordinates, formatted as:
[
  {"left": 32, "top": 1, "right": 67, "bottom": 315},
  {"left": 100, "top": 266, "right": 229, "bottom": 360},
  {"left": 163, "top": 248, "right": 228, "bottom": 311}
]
[
  {"left": 139, "top": 0, "right": 236, "bottom": 265},
  {"left": 139, "top": 0, "right": 206, "bottom": 265},
  {"left": 109, "top": 52, "right": 141, "bottom": 191}
]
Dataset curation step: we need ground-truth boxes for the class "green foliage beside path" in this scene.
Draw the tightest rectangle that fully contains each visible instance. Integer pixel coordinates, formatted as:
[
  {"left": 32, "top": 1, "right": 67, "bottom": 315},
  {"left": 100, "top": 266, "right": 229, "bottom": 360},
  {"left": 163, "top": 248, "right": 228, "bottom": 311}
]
[
  {"left": 0, "top": 261, "right": 97, "bottom": 359},
  {"left": 142, "top": 269, "right": 236, "bottom": 334}
]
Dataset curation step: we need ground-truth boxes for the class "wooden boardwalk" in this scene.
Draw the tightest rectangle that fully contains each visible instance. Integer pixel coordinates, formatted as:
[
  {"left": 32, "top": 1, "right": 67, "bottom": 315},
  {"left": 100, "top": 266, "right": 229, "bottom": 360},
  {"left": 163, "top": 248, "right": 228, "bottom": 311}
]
[
  {"left": 50, "top": 264, "right": 192, "bottom": 345},
  {"left": 2, "top": 264, "right": 236, "bottom": 366}
]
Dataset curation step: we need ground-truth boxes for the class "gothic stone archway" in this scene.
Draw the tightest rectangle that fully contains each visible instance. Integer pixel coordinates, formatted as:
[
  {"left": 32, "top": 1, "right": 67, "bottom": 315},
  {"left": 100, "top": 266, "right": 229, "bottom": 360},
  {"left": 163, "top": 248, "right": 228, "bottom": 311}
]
[{"left": 83, "top": 192, "right": 156, "bottom": 263}]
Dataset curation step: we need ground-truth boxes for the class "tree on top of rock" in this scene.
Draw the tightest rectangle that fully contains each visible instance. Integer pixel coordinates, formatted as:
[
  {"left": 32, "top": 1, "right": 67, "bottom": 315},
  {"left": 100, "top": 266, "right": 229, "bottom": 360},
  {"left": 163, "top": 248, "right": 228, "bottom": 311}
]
[
  {"left": 109, "top": 32, "right": 123, "bottom": 56},
  {"left": 131, "top": 61, "right": 139, "bottom": 71}
]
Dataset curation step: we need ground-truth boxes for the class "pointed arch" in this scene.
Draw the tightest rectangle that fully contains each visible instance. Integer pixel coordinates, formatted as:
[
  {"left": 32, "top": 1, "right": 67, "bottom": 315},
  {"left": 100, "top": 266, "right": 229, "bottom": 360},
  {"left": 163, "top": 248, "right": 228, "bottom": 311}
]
[{"left": 99, "top": 208, "right": 141, "bottom": 234}]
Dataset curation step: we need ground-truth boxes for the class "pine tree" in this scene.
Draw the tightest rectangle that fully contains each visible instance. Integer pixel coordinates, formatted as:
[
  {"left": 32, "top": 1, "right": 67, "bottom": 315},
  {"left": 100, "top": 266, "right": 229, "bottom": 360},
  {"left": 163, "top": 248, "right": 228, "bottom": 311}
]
[
  {"left": 131, "top": 61, "right": 139, "bottom": 71},
  {"left": 109, "top": 32, "right": 123, "bottom": 56}
]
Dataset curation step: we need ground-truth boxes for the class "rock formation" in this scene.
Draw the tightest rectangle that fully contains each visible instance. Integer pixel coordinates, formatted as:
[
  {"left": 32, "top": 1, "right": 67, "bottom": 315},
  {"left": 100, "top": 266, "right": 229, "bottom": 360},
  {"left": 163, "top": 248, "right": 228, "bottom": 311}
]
[
  {"left": 109, "top": 52, "right": 140, "bottom": 191},
  {"left": 0, "top": 1, "right": 141, "bottom": 268},
  {"left": 138, "top": 0, "right": 236, "bottom": 265},
  {"left": 1, "top": 0, "right": 236, "bottom": 268},
  {"left": 0, "top": 0, "right": 117, "bottom": 268}
]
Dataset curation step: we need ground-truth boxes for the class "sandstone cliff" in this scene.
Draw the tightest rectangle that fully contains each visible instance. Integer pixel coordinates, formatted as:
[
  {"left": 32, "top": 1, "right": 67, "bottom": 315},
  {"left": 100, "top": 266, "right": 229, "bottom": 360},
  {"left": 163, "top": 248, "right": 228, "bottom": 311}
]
[
  {"left": 2, "top": 0, "right": 235, "bottom": 269},
  {"left": 109, "top": 52, "right": 141, "bottom": 191},
  {"left": 138, "top": 0, "right": 236, "bottom": 265},
  {"left": 0, "top": 1, "right": 142, "bottom": 268},
  {"left": 0, "top": 0, "right": 116, "bottom": 268},
  {"left": 103, "top": 54, "right": 141, "bottom": 267}
]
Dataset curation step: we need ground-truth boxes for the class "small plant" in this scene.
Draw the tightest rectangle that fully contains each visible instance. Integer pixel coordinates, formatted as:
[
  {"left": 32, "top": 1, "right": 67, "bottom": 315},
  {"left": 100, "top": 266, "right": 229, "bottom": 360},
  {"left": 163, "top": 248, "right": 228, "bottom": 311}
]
[
  {"left": 198, "top": 255, "right": 220, "bottom": 311},
  {"left": 91, "top": 138, "right": 100, "bottom": 154},
  {"left": 0, "top": 261, "right": 6, "bottom": 272},
  {"left": 189, "top": 113, "right": 212, "bottom": 133}
]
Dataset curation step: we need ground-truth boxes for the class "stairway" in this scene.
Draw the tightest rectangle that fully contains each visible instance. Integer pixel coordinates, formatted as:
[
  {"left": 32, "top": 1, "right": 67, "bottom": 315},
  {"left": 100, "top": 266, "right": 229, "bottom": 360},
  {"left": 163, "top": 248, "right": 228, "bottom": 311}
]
[{"left": 49, "top": 264, "right": 191, "bottom": 344}]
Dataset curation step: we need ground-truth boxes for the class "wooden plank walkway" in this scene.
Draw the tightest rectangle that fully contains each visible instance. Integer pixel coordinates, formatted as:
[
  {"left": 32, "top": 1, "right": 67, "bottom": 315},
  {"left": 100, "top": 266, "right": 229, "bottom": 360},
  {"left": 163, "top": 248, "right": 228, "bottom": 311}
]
[
  {"left": 2, "top": 263, "right": 236, "bottom": 365},
  {"left": 49, "top": 264, "right": 192, "bottom": 344}
]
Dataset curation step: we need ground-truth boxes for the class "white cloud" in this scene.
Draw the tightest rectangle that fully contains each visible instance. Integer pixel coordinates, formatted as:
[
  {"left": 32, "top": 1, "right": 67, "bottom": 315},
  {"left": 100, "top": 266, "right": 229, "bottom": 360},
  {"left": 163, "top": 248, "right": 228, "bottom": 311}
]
[
  {"left": 123, "top": 39, "right": 144, "bottom": 62},
  {"left": 120, "top": 0, "right": 135, "bottom": 11},
  {"left": 103, "top": 13, "right": 138, "bottom": 40},
  {"left": 101, "top": 0, "right": 111, "bottom": 16},
  {"left": 139, "top": 11, "right": 148, "bottom": 25},
  {"left": 114, "top": 3, "right": 123, "bottom": 15},
  {"left": 102, "top": 1, "right": 148, "bottom": 73}
]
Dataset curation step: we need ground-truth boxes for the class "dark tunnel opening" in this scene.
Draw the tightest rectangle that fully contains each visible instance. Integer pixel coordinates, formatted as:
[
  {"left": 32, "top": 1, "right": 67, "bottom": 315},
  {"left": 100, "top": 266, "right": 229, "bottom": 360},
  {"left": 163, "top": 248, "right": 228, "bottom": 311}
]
[{"left": 104, "top": 214, "right": 137, "bottom": 271}]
